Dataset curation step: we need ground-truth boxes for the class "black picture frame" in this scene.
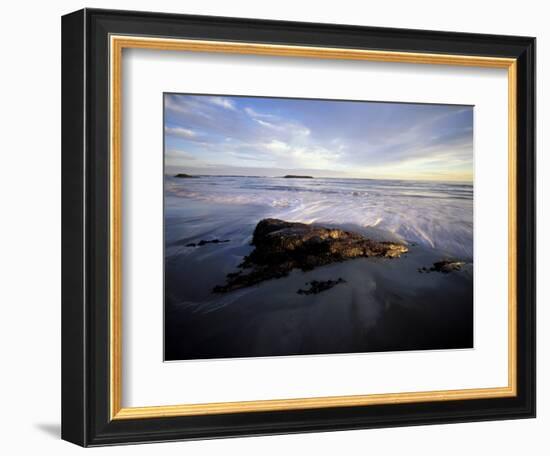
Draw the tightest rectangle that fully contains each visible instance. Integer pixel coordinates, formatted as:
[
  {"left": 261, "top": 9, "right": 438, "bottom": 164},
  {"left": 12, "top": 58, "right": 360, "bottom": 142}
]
[{"left": 62, "top": 8, "right": 535, "bottom": 447}]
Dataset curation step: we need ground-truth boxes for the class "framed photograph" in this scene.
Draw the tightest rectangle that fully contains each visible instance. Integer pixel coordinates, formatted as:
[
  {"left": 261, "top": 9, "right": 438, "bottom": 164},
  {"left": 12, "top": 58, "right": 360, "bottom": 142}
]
[{"left": 61, "top": 8, "right": 535, "bottom": 447}]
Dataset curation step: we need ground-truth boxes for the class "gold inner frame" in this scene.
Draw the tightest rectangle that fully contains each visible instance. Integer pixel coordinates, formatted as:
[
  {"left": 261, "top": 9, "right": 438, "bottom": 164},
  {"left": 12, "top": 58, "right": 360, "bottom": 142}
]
[{"left": 109, "top": 35, "right": 518, "bottom": 420}]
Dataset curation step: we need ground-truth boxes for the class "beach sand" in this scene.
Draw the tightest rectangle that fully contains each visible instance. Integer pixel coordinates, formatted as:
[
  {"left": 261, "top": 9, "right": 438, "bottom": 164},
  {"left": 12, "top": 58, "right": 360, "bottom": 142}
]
[{"left": 165, "top": 208, "right": 472, "bottom": 360}]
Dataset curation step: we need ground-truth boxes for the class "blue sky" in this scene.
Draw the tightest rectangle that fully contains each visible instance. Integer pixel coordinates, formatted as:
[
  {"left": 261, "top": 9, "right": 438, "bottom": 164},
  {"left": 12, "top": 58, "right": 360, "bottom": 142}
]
[{"left": 164, "top": 94, "right": 473, "bottom": 182}]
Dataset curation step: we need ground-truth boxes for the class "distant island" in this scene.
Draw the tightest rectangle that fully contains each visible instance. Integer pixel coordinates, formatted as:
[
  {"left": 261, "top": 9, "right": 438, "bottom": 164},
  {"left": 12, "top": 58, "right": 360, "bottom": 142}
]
[
  {"left": 174, "top": 173, "right": 196, "bottom": 178},
  {"left": 283, "top": 175, "right": 313, "bottom": 179}
]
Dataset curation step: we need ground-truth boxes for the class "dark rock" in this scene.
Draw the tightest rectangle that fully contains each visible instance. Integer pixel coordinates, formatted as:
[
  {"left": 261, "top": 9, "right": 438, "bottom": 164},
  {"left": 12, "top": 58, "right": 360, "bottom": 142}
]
[
  {"left": 174, "top": 173, "right": 196, "bottom": 178},
  {"left": 283, "top": 175, "right": 313, "bottom": 179},
  {"left": 213, "top": 218, "right": 408, "bottom": 293},
  {"left": 419, "top": 260, "right": 466, "bottom": 274},
  {"left": 430, "top": 260, "right": 466, "bottom": 273},
  {"left": 297, "top": 278, "right": 346, "bottom": 295},
  {"left": 186, "top": 239, "right": 230, "bottom": 247}
]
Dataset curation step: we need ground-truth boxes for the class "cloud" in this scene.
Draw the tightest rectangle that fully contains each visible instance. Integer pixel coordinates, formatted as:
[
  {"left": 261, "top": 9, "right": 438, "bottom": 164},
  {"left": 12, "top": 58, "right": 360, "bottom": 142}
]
[
  {"left": 244, "top": 105, "right": 311, "bottom": 137},
  {"left": 257, "top": 119, "right": 311, "bottom": 138},
  {"left": 264, "top": 139, "right": 291, "bottom": 153},
  {"left": 207, "top": 96, "right": 236, "bottom": 110},
  {"left": 164, "top": 95, "right": 186, "bottom": 113},
  {"left": 165, "top": 148, "right": 197, "bottom": 160},
  {"left": 244, "top": 107, "right": 276, "bottom": 119},
  {"left": 255, "top": 118, "right": 278, "bottom": 128},
  {"left": 165, "top": 126, "right": 197, "bottom": 139},
  {"left": 259, "top": 140, "right": 342, "bottom": 169}
]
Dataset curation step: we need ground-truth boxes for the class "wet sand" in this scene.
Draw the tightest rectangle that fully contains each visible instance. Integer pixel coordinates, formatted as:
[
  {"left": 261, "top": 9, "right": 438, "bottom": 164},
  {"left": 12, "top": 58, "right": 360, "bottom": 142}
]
[{"left": 164, "top": 203, "right": 473, "bottom": 361}]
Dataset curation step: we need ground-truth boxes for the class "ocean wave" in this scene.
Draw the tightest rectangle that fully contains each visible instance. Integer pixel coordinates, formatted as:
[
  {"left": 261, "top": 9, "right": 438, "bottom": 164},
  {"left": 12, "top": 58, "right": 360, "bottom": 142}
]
[{"left": 165, "top": 176, "right": 473, "bottom": 258}]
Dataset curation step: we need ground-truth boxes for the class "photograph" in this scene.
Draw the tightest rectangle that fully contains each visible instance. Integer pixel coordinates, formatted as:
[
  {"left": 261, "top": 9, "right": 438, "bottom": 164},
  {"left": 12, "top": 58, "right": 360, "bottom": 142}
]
[{"left": 163, "top": 94, "right": 474, "bottom": 361}]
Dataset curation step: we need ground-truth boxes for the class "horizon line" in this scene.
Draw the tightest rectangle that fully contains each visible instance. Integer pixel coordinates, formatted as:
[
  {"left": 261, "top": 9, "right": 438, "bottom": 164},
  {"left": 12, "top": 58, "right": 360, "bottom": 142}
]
[{"left": 166, "top": 172, "right": 473, "bottom": 184}]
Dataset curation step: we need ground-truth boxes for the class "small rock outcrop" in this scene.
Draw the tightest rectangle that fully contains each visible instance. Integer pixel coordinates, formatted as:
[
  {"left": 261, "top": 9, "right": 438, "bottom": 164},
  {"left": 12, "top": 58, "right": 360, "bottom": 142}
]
[
  {"left": 297, "top": 278, "right": 346, "bottom": 295},
  {"left": 418, "top": 260, "right": 466, "bottom": 274},
  {"left": 186, "top": 239, "right": 230, "bottom": 247},
  {"left": 174, "top": 173, "right": 196, "bottom": 178},
  {"left": 431, "top": 260, "right": 466, "bottom": 273},
  {"left": 213, "top": 218, "right": 408, "bottom": 293}
]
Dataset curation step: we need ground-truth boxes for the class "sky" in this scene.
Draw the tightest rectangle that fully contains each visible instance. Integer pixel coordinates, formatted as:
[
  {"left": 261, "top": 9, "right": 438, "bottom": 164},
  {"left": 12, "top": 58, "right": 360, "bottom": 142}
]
[{"left": 164, "top": 93, "right": 473, "bottom": 182}]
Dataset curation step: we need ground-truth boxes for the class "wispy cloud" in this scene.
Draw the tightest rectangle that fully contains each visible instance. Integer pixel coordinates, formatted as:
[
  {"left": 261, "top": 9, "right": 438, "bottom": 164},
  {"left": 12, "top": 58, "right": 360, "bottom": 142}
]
[
  {"left": 207, "top": 96, "right": 236, "bottom": 111},
  {"left": 244, "top": 107, "right": 276, "bottom": 119},
  {"left": 164, "top": 126, "right": 197, "bottom": 139}
]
